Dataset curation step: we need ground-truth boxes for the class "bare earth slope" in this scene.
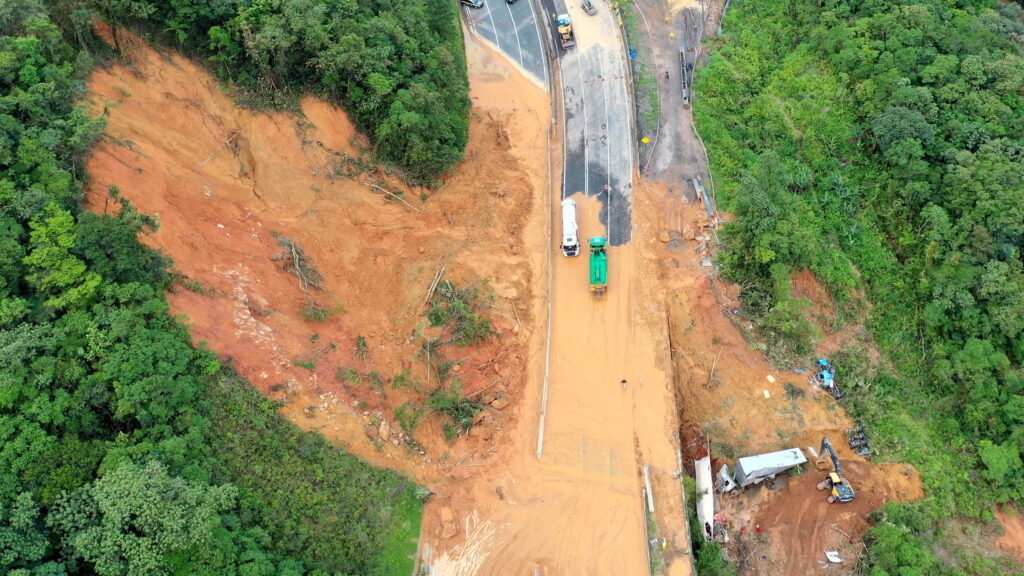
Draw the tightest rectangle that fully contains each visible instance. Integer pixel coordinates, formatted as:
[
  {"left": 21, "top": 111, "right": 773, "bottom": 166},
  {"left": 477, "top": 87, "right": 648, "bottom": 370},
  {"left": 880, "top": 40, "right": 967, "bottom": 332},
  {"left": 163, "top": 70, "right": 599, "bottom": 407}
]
[{"left": 83, "top": 32, "right": 547, "bottom": 486}]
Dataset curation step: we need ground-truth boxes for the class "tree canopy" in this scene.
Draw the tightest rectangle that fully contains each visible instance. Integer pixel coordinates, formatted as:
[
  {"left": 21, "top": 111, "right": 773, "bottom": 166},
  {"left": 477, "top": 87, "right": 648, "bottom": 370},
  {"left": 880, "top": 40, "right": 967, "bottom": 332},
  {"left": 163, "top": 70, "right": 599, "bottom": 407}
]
[
  {"left": 1, "top": 5, "right": 422, "bottom": 574},
  {"left": 60, "top": 0, "right": 471, "bottom": 183},
  {"left": 697, "top": 0, "right": 1024, "bottom": 573}
]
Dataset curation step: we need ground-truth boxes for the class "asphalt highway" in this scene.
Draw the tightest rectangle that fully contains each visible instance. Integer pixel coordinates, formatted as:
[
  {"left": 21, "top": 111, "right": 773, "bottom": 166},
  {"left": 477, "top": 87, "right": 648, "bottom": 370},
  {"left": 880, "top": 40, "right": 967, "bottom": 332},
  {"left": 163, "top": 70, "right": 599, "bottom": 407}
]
[
  {"left": 462, "top": 0, "right": 548, "bottom": 86},
  {"left": 464, "top": 0, "right": 633, "bottom": 245}
]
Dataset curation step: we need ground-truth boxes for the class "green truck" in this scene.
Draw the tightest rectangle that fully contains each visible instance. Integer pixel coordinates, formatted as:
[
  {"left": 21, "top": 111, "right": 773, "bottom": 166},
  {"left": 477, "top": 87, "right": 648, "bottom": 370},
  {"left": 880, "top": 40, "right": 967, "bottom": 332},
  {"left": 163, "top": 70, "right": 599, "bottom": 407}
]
[{"left": 589, "top": 237, "right": 607, "bottom": 298}]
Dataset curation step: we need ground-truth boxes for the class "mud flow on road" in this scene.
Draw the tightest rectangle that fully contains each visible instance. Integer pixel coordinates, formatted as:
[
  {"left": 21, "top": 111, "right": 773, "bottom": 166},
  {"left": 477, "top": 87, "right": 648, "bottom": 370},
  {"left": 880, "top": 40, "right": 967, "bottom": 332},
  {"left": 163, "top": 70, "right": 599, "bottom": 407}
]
[{"left": 426, "top": 22, "right": 691, "bottom": 576}]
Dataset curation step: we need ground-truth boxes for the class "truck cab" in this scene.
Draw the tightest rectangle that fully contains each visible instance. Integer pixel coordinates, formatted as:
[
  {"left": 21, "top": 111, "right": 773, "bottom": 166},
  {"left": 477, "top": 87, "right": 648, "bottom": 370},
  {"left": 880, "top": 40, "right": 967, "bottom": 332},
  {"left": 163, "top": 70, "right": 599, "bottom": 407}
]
[
  {"left": 560, "top": 198, "right": 580, "bottom": 257},
  {"left": 589, "top": 237, "right": 607, "bottom": 297}
]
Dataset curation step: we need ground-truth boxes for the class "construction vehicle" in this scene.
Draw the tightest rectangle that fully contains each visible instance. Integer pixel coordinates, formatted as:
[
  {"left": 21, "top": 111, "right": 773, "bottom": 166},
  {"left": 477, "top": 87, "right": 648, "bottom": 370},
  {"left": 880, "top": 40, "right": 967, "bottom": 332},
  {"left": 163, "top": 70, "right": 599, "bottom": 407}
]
[
  {"left": 815, "top": 437, "right": 855, "bottom": 504},
  {"left": 581, "top": 0, "right": 597, "bottom": 15},
  {"left": 589, "top": 237, "right": 607, "bottom": 298},
  {"left": 815, "top": 358, "right": 846, "bottom": 400},
  {"left": 557, "top": 14, "right": 576, "bottom": 49}
]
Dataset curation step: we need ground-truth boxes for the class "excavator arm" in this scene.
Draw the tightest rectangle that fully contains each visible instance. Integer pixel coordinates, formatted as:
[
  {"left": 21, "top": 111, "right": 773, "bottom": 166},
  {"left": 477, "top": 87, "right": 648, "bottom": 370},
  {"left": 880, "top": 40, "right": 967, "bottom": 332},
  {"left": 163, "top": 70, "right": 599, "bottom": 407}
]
[
  {"left": 820, "top": 437, "right": 842, "bottom": 478},
  {"left": 816, "top": 437, "right": 855, "bottom": 503}
]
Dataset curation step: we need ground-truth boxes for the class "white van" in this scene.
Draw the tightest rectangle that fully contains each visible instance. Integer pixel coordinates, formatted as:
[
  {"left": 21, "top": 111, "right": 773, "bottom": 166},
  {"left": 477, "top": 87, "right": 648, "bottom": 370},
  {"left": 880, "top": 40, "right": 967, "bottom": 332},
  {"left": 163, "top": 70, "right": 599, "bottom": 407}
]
[{"left": 561, "top": 198, "right": 580, "bottom": 256}]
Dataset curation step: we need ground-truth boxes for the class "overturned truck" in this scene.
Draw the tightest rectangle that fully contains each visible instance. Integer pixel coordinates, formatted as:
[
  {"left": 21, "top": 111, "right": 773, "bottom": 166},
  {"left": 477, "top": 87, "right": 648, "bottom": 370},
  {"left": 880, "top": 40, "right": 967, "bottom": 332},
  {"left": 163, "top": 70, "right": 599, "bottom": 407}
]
[{"left": 725, "top": 447, "right": 808, "bottom": 489}]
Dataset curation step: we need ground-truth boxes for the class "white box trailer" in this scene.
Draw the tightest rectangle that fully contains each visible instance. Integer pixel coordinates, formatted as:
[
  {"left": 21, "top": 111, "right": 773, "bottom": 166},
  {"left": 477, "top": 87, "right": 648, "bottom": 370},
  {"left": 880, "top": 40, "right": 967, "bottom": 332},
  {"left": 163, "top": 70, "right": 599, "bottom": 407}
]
[
  {"left": 694, "top": 455, "right": 715, "bottom": 541},
  {"left": 560, "top": 198, "right": 580, "bottom": 257},
  {"left": 733, "top": 447, "right": 807, "bottom": 488}
]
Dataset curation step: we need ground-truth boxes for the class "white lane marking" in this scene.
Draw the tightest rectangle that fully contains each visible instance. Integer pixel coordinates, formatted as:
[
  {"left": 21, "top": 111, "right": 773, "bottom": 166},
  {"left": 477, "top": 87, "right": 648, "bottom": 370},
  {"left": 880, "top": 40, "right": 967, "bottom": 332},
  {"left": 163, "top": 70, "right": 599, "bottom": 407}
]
[
  {"left": 602, "top": 48, "right": 612, "bottom": 241},
  {"left": 465, "top": 5, "right": 478, "bottom": 37},
  {"left": 616, "top": 27, "right": 634, "bottom": 186},
  {"left": 484, "top": 1, "right": 501, "bottom": 52},
  {"left": 558, "top": 45, "right": 568, "bottom": 201},
  {"left": 525, "top": 0, "right": 550, "bottom": 91},
  {"left": 502, "top": 1, "right": 526, "bottom": 68},
  {"left": 573, "top": 51, "right": 590, "bottom": 198}
]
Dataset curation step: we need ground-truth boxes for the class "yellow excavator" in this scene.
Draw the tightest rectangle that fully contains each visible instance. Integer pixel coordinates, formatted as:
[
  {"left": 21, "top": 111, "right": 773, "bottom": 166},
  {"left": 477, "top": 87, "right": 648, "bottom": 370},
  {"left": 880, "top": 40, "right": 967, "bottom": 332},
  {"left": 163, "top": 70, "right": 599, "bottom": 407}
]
[{"left": 815, "top": 437, "right": 855, "bottom": 503}]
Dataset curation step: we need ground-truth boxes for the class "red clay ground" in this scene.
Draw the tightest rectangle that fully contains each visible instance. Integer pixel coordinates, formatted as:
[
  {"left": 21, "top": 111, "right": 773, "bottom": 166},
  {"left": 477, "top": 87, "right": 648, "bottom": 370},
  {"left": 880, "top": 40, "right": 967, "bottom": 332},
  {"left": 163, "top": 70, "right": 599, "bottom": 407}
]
[
  {"left": 997, "top": 507, "right": 1024, "bottom": 561},
  {"left": 83, "top": 31, "right": 543, "bottom": 485},
  {"left": 80, "top": 16, "right": 1015, "bottom": 576},
  {"left": 636, "top": 180, "right": 924, "bottom": 575}
]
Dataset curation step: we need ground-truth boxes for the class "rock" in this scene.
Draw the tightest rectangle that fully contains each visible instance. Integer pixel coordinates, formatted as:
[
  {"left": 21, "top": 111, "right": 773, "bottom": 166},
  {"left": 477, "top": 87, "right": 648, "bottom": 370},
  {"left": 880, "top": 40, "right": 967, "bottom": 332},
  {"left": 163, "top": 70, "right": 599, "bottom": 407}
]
[
  {"left": 472, "top": 410, "right": 488, "bottom": 425},
  {"left": 481, "top": 394, "right": 497, "bottom": 405},
  {"left": 378, "top": 419, "right": 390, "bottom": 442},
  {"left": 440, "top": 507, "right": 458, "bottom": 538},
  {"left": 659, "top": 231, "right": 672, "bottom": 243},
  {"left": 682, "top": 227, "right": 696, "bottom": 240},
  {"left": 364, "top": 424, "right": 378, "bottom": 440},
  {"left": 490, "top": 397, "right": 510, "bottom": 410}
]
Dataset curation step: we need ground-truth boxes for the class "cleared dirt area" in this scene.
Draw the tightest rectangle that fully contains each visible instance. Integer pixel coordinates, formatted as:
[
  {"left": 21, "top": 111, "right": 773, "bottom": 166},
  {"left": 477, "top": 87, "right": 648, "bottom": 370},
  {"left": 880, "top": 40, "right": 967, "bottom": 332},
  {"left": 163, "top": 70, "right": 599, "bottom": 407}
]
[{"left": 83, "top": 30, "right": 546, "bottom": 485}]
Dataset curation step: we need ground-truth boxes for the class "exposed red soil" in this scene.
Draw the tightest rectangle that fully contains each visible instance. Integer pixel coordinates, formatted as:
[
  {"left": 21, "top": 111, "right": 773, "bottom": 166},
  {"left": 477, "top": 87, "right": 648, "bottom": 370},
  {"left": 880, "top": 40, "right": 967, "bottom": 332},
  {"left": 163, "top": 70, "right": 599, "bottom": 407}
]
[
  {"left": 791, "top": 268, "right": 833, "bottom": 322},
  {"left": 639, "top": 181, "right": 924, "bottom": 575},
  {"left": 996, "top": 507, "right": 1024, "bottom": 560},
  {"left": 83, "top": 32, "right": 540, "bottom": 484}
]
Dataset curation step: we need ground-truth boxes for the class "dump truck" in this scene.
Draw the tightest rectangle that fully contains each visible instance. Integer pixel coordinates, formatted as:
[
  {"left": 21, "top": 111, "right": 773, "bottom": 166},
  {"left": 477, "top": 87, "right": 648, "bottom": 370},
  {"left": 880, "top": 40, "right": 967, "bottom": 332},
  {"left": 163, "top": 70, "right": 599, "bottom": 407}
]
[
  {"left": 816, "top": 437, "right": 855, "bottom": 503},
  {"left": 589, "top": 237, "right": 607, "bottom": 297},
  {"left": 557, "top": 14, "right": 576, "bottom": 49}
]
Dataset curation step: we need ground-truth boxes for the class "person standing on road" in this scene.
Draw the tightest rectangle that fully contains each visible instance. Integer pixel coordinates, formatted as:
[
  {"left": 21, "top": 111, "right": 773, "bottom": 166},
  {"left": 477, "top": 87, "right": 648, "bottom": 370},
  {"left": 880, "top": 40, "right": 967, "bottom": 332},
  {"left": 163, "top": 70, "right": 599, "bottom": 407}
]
[{"left": 621, "top": 379, "right": 627, "bottom": 389}]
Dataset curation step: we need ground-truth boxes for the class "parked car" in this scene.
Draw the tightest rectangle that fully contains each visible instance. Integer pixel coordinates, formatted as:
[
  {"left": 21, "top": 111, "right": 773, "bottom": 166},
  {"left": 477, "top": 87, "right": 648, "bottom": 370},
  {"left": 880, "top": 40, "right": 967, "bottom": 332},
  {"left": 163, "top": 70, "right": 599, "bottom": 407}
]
[{"left": 460, "top": 0, "right": 484, "bottom": 8}]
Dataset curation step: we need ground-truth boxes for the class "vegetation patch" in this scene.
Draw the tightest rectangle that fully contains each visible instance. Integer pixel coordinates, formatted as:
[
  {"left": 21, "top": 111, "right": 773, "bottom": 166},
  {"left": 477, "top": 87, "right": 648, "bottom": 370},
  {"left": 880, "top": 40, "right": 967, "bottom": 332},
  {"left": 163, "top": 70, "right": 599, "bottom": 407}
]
[
  {"left": 699, "top": 0, "right": 1024, "bottom": 572},
  {"left": 0, "top": 9, "right": 422, "bottom": 574},
  {"left": 427, "top": 382, "right": 483, "bottom": 442},
  {"left": 89, "top": 0, "right": 471, "bottom": 183}
]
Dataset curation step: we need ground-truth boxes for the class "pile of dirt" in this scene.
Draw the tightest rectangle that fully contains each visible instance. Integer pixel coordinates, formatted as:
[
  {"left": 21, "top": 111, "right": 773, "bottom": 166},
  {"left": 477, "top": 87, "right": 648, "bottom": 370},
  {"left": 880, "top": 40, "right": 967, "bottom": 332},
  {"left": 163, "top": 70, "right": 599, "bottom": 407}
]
[{"left": 83, "top": 32, "right": 546, "bottom": 483}]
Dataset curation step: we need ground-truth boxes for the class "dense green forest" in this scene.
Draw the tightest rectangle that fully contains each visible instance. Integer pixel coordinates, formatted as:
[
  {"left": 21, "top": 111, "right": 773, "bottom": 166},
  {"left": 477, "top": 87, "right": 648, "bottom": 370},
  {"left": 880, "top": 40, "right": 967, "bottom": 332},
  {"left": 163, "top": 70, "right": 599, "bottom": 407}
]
[
  {"left": 48, "top": 0, "right": 471, "bottom": 183},
  {"left": 0, "top": 5, "right": 421, "bottom": 575},
  {"left": 696, "top": 0, "right": 1023, "bottom": 573}
]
